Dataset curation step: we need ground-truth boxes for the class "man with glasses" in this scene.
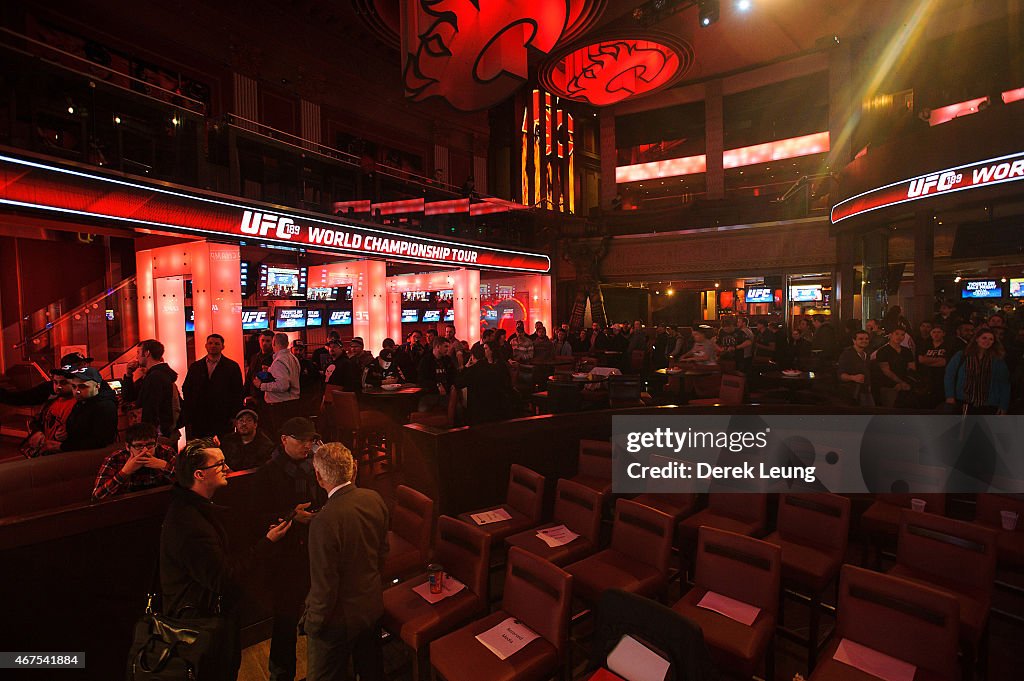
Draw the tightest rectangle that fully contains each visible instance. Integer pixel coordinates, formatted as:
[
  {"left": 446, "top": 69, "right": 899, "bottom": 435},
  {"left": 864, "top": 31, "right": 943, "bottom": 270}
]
[
  {"left": 251, "top": 417, "right": 326, "bottom": 681},
  {"left": 19, "top": 367, "right": 77, "bottom": 457},
  {"left": 58, "top": 367, "right": 118, "bottom": 453},
  {"left": 161, "top": 438, "right": 292, "bottom": 681},
  {"left": 220, "top": 408, "right": 275, "bottom": 471},
  {"left": 91, "top": 422, "right": 176, "bottom": 501}
]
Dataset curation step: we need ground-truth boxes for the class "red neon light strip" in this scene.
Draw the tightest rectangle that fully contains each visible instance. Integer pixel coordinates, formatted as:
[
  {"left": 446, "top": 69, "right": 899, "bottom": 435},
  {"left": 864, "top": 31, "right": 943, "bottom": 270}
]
[
  {"left": 332, "top": 200, "right": 371, "bottom": 213},
  {"left": 371, "top": 198, "right": 425, "bottom": 215},
  {"left": 425, "top": 198, "right": 470, "bottom": 215},
  {"left": 1002, "top": 88, "right": 1024, "bottom": 104},
  {"left": 928, "top": 97, "right": 988, "bottom": 126},
  {"left": 616, "top": 155, "right": 707, "bottom": 183}
]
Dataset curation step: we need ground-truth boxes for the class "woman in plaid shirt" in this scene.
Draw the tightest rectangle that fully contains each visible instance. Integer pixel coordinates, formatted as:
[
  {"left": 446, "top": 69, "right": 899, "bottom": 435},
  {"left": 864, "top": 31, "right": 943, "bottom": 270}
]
[{"left": 91, "top": 422, "right": 177, "bottom": 501}]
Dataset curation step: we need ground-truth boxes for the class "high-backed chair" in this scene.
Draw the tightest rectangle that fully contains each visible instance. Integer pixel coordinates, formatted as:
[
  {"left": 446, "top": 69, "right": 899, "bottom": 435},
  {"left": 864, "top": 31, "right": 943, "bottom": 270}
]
[
  {"left": 860, "top": 492, "right": 947, "bottom": 567},
  {"left": 569, "top": 439, "right": 613, "bottom": 508},
  {"left": 688, "top": 372, "right": 746, "bottom": 406},
  {"left": 974, "top": 493, "right": 1024, "bottom": 570},
  {"left": 887, "top": 510, "right": 997, "bottom": 680},
  {"left": 456, "top": 464, "right": 546, "bottom": 549},
  {"left": 809, "top": 565, "right": 960, "bottom": 681},
  {"left": 382, "top": 516, "right": 490, "bottom": 681},
  {"left": 677, "top": 490, "right": 768, "bottom": 552},
  {"left": 429, "top": 547, "right": 573, "bottom": 681},
  {"left": 762, "top": 493, "right": 851, "bottom": 670},
  {"left": 565, "top": 499, "right": 675, "bottom": 604},
  {"left": 505, "top": 478, "right": 604, "bottom": 566},
  {"left": 383, "top": 485, "right": 436, "bottom": 581},
  {"left": 672, "top": 527, "right": 781, "bottom": 680},
  {"left": 320, "top": 386, "right": 394, "bottom": 461},
  {"left": 607, "top": 375, "right": 644, "bottom": 409}
]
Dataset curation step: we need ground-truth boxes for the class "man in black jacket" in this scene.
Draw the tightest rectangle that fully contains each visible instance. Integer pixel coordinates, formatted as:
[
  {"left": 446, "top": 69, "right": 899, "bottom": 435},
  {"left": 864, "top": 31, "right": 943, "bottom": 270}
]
[
  {"left": 54, "top": 367, "right": 118, "bottom": 453},
  {"left": 160, "top": 438, "right": 291, "bottom": 681},
  {"left": 416, "top": 337, "right": 454, "bottom": 411},
  {"left": 250, "top": 418, "right": 325, "bottom": 681},
  {"left": 303, "top": 442, "right": 388, "bottom": 681},
  {"left": 181, "top": 334, "right": 243, "bottom": 439},
  {"left": 123, "top": 339, "right": 180, "bottom": 439}
]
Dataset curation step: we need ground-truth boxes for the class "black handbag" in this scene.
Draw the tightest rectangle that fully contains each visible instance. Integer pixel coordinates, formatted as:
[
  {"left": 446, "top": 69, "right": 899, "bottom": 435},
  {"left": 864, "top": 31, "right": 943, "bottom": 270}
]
[{"left": 127, "top": 590, "right": 228, "bottom": 680}]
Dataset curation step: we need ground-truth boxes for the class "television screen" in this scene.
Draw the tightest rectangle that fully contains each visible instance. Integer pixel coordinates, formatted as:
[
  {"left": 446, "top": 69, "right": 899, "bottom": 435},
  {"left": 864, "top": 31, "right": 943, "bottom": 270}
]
[
  {"left": 1010, "top": 278, "right": 1024, "bottom": 298},
  {"left": 402, "top": 309, "right": 420, "bottom": 323},
  {"left": 275, "top": 307, "right": 307, "bottom": 329},
  {"left": 790, "top": 285, "right": 823, "bottom": 302},
  {"left": 422, "top": 310, "right": 441, "bottom": 323},
  {"left": 307, "top": 287, "right": 338, "bottom": 302},
  {"left": 437, "top": 289, "right": 454, "bottom": 303},
  {"left": 327, "top": 310, "right": 352, "bottom": 326},
  {"left": 961, "top": 279, "right": 1003, "bottom": 299},
  {"left": 306, "top": 309, "right": 323, "bottom": 327},
  {"left": 402, "top": 291, "right": 429, "bottom": 302},
  {"left": 745, "top": 287, "right": 773, "bottom": 303},
  {"left": 241, "top": 308, "right": 269, "bottom": 330},
  {"left": 240, "top": 260, "right": 251, "bottom": 297},
  {"left": 443, "top": 309, "right": 455, "bottom": 322},
  {"left": 343, "top": 285, "right": 353, "bottom": 301},
  {"left": 259, "top": 264, "right": 307, "bottom": 298},
  {"left": 484, "top": 309, "right": 498, "bottom": 320},
  {"left": 185, "top": 306, "right": 194, "bottom": 332}
]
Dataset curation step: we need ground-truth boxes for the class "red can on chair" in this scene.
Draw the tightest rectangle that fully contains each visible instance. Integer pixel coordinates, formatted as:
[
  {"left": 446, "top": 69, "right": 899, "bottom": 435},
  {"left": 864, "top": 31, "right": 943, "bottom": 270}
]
[{"left": 427, "top": 563, "right": 445, "bottom": 594}]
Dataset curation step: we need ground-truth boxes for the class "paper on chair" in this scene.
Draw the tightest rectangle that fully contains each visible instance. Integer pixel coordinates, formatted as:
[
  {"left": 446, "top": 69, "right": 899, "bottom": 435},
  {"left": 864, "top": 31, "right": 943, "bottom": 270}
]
[
  {"left": 475, "top": 617, "right": 540, "bottom": 660},
  {"left": 833, "top": 638, "right": 916, "bottom": 681},
  {"left": 536, "top": 524, "right": 580, "bottom": 548},
  {"left": 696, "top": 591, "right": 761, "bottom": 626},
  {"left": 586, "top": 669, "right": 627, "bottom": 681},
  {"left": 470, "top": 507, "right": 512, "bottom": 525},
  {"left": 606, "top": 634, "right": 670, "bottom": 681},
  {"left": 411, "top": 575, "right": 466, "bottom": 604}
]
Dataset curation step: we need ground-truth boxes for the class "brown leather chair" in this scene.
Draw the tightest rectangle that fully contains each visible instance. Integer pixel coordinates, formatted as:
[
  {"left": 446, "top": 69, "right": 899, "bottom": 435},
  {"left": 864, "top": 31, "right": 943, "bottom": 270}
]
[
  {"left": 689, "top": 372, "right": 746, "bottom": 406},
  {"left": 677, "top": 490, "right": 768, "bottom": 550},
  {"left": 408, "top": 387, "right": 460, "bottom": 428},
  {"left": 565, "top": 499, "right": 675, "bottom": 604},
  {"left": 320, "top": 386, "right": 394, "bottom": 462},
  {"left": 887, "top": 510, "right": 997, "bottom": 680},
  {"left": 382, "top": 516, "right": 490, "bottom": 681},
  {"left": 457, "top": 464, "right": 546, "bottom": 549},
  {"left": 429, "top": 547, "right": 573, "bottom": 681},
  {"left": 762, "top": 493, "right": 851, "bottom": 670},
  {"left": 384, "top": 485, "right": 436, "bottom": 582},
  {"left": 607, "top": 375, "right": 644, "bottom": 409},
  {"left": 974, "top": 493, "right": 1024, "bottom": 570},
  {"left": 630, "top": 492, "right": 698, "bottom": 545},
  {"left": 569, "top": 439, "right": 613, "bottom": 506},
  {"left": 672, "top": 527, "right": 781, "bottom": 680},
  {"left": 505, "top": 478, "right": 603, "bottom": 566},
  {"left": 860, "top": 492, "right": 947, "bottom": 567},
  {"left": 809, "top": 565, "right": 960, "bottom": 681}
]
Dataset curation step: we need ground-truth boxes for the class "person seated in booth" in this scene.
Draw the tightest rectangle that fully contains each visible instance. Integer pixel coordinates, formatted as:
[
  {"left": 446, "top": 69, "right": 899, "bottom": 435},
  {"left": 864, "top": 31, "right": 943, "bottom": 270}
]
[
  {"left": 0, "top": 351, "right": 96, "bottom": 408},
  {"left": 346, "top": 337, "right": 374, "bottom": 371},
  {"left": 91, "top": 422, "right": 177, "bottom": 501},
  {"left": 363, "top": 348, "right": 407, "bottom": 388},
  {"left": 219, "top": 408, "right": 275, "bottom": 471},
  {"left": 55, "top": 367, "right": 118, "bottom": 453},
  {"left": 19, "top": 367, "right": 77, "bottom": 457},
  {"left": 417, "top": 337, "right": 455, "bottom": 411},
  {"left": 838, "top": 330, "right": 874, "bottom": 406},
  {"left": 784, "top": 327, "right": 813, "bottom": 369}
]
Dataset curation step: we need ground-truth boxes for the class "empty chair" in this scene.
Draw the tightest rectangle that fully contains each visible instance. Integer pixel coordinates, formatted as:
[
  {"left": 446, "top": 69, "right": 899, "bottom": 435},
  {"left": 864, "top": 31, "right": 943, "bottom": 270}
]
[
  {"left": 457, "top": 464, "right": 546, "bottom": 549},
  {"left": 320, "top": 387, "right": 394, "bottom": 461},
  {"left": 544, "top": 380, "right": 584, "bottom": 414},
  {"left": 565, "top": 499, "right": 675, "bottom": 604},
  {"left": 860, "top": 492, "right": 947, "bottom": 567},
  {"left": 382, "top": 516, "right": 490, "bottom": 681},
  {"left": 569, "top": 439, "right": 613, "bottom": 505},
  {"left": 429, "top": 547, "right": 573, "bottom": 681},
  {"left": 762, "top": 493, "right": 851, "bottom": 670},
  {"left": 408, "top": 388, "right": 460, "bottom": 429},
  {"left": 887, "top": 510, "right": 997, "bottom": 680},
  {"left": 505, "top": 478, "right": 604, "bottom": 566},
  {"left": 383, "top": 485, "right": 435, "bottom": 581},
  {"left": 672, "top": 527, "right": 781, "bottom": 681},
  {"left": 974, "top": 493, "right": 1024, "bottom": 570},
  {"left": 607, "top": 375, "right": 644, "bottom": 409},
  {"left": 677, "top": 490, "right": 768, "bottom": 550},
  {"left": 587, "top": 588, "right": 716, "bottom": 681},
  {"left": 809, "top": 564, "right": 960, "bottom": 681},
  {"left": 688, "top": 372, "right": 746, "bottom": 406},
  {"left": 630, "top": 492, "right": 698, "bottom": 526}
]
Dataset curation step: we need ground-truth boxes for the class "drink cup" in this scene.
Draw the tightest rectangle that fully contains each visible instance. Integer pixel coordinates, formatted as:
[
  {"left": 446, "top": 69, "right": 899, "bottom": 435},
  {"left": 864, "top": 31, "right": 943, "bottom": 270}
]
[
  {"left": 910, "top": 498, "right": 926, "bottom": 512},
  {"left": 1001, "top": 510, "right": 1019, "bottom": 531}
]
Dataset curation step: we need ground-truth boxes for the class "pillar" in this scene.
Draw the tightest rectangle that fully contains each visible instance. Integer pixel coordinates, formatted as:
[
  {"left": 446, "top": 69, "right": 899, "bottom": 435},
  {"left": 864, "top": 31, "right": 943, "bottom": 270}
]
[
  {"left": 835, "top": 232, "right": 857, "bottom": 322},
  {"left": 911, "top": 212, "right": 935, "bottom": 326},
  {"left": 704, "top": 80, "right": 725, "bottom": 200},
  {"left": 309, "top": 260, "right": 389, "bottom": 351},
  {"left": 599, "top": 112, "right": 617, "bottom": 209}
]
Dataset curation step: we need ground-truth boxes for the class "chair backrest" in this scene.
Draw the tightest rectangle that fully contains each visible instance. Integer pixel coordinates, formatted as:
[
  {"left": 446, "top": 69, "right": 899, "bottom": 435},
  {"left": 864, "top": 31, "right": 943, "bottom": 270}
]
[
  {"left": 578, "top": 439, "right": 613, "bottom": 480},
  {"left": 837, "top": 564, "right": 959, "bottom": 678},
  {"left": 505, "top": 464, "right": 545, "bottom": 522},
  {"left": 690, "top": 372, "right": 722, "bottom": 398},
  {"left": 436, "top": 515, "right": 490, "bottom": 601},
  {"left": 553, "top": 478, "right": 603, "bottom": 543},
  {"left": 695, "top": 526, "right": 781, "bottom": 615},
  {"left": 716, "top": 372, "right": 746, "bottom": 405},
  {"left": 502, "top": 547, "right": 573, "bottom": 656},
  {"left": 515, "top": 363, "right": 537, "bottom": 392},
  {"left": 875, "top": 492, "right": 947, "bottom": 515},
  {"left": 548, "top": 380, "right": 584, "bottom": 413},
  {"left": 707, "top": 491, "right": 767, "bottom": 528},
  {"left": 324, "top": 387, "right": 360, "bottom": 431},
  {"left": 446, "top": 385, "right": 459, "bottom": 425},
  {"left": 776, "top": 493, "right": 850, "bottom": 555},
  {"left": 391, "top": 485, "right": 434, "bottom": 559},
  {"left": 610, "top": 499, "right": 674, "bottom": 576},
  {"left": 607, "top": 375, "right": 642, "bottom": 407},
  {"left": 629, "top": 350, "right": 645, "bottom": 372},
  {"left": 975, "top": 493, "right": 1024, "bottom": 532},
  {"left": 895, "top": 510, "right": 997, "bottom": 595}
]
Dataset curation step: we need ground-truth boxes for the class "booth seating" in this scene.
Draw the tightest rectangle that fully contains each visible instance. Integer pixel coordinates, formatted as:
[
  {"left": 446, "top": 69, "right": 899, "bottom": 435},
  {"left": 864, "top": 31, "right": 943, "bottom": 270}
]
[
  {"left": 0, "top": 445, "right": 118, "bottom": 517},
  {"left": 505, "top": 478, "right": 604, "bottom": 567},
  {"left": 457, "top": 464, "right": 546, "bottom": 550}
]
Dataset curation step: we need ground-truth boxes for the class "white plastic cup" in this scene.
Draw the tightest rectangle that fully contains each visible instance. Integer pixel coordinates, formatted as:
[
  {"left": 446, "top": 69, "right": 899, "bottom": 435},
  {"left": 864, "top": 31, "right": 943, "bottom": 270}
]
[
  {"left": 1001, "top": 510, "right": 1019, "bottom": 531},
  {"left": 910, "top": 498, "right": 926, "bottom": 513}
]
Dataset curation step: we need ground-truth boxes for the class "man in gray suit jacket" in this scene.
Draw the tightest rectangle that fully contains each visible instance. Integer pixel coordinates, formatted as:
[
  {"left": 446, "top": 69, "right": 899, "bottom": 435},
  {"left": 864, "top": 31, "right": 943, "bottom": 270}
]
[{"left": 302, "top": 442, "right": 389, "bottom": 681}]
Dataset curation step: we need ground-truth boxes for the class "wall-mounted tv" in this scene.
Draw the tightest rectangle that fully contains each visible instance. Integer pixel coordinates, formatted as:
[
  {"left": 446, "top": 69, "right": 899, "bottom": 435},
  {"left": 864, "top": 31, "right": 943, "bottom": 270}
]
[
  {"left": 402, "top": 291, "right": 429, "bottom": 302},
  {"left": 422, "top": 310, "right": 441, "bottom": 323},
  {"left": 327, "top": 310, "right": 352, "bottom": 326},
  {"left": 443, "top": 309, "right": 455, "bottom": 322},
  {"left": 790, "top": 284, "right": 823, "bottom": 302},
  {"left": 275, "top": 307, "right": 307, "bottom": 329},
  {"left": 484, "top": 309, "right": 498, "bottom": 320},
  {"left": 259, "top": 264, "right": 307, "bottom": 299},
  {"left": 185, "top": 306, "right": 194, "bottom": 332},
  {"left": 745, "top": 287, "right": 773, "bottom": 303},
  {"left": 241, "top": 308, "right": 269, "bottom": 330},
  {"left": 240, "top": 260, "right": 251, "bottom": 297},
  {"left": 437, "top": 289, "right": 454, "bottom": 303},
  {"left": 306, "top": 309, "right": 323, "bottom": 327},
  {"left": 1010, "top": 278, "right": 1024, "bottom": 298},
  {"left": 402, "top": 309, "right": 420, "bottom": 323},
  {"left": 307, "top": 287, "right": 338, "bottom": 302},
  {"left": 961, "top": 279, "right": 1003, "bottom": 299}
]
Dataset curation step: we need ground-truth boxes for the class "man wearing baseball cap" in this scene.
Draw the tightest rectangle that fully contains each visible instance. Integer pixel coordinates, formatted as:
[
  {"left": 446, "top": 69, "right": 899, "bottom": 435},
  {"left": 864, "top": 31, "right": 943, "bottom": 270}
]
[
  {"left": 0, "top": 351, "right": 104, "bottom": 407},
  {"left": 220, "top": 408, "right": 275, "bottom": 471},
  {"left": 57, "top": 367, "right": 118, "bottom": 453}
]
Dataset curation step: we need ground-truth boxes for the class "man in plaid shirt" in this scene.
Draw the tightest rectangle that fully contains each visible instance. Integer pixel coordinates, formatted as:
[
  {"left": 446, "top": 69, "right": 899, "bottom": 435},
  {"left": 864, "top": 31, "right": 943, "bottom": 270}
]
[{"left": 91, "top": 422, "right": 177, "bottom": 501}]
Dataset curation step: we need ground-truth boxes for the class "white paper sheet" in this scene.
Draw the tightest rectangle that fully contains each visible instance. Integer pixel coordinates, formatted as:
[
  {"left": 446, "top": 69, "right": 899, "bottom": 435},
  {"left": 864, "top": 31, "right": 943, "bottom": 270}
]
[
  {"left": 833, "top": 638, "right": 916, "bottom": 681},
  {"left": 606, "top": 635, "right": 670, "bottom": 681},
  {"left": 475, "top": 617, "right": 540, "bottom": 660},
  {"left": 470, "top": 507, "right": 512, "bottom": 525},
  {"left": 411, "top": 575, "right": 466, "bottom": 604},
  {"left": 696, "top": 590, "right": 761, "bottom": 626},
  {"left": 536, "top": 524, "right": 580, "bottom": 548}
]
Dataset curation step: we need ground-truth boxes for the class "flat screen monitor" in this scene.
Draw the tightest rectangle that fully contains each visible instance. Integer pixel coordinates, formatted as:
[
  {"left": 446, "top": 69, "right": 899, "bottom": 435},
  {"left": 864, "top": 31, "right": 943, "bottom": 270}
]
[
  {"left": 402, "top": 309, "right": 420, "bottom": 323},
  {"left": 1010, "top": 278, "right": 1024, "bottom": 298},
  {"left": 275, "top": 307, "right": 307, "bottom": 329},
  {"left": 422, "top": 310, "right": 441, "bottom": 323},
  {"left": 745, "top": 287, "right": 773, "bottom": 303},
  {"left": 790, "top": 284, "right": 823, "bottom": 302},
  {"left": 402, "top": 291, "right": 429, "bottom": 302},
  {"left": 327, "top": 310, "right": 352, "bottom": 326},
  {"left": 240, "top": 260, "right": 251, "bottom": 297},
  {"left": 961, "top": 279, "right": 1003, "bottom": 299},
  {"left": 259, "top": 264, "right": 307, "bottom": 299},
  {"left": 443, "top": 309, "right": 455, "bottom": 322},
  {"left": 436, "top": 289, "right": 454, "bottom": 303},
  {"left": 306, "top": 287, "right": 338, "bottom": 302},
  {"left": 306, "top": 309, "right": 323, "bottom": 327},
  {"left": 241, "top": 308, "right": 269, "bottom": 330},
  {"left": 484, "top": 309, "right": 498, "bottom": 320},
  {"left": 343, "top": 285, "right": 352, "bottom": 301},
  {"left": 185, "top": 306, "right": 194, "bottom": 332}
]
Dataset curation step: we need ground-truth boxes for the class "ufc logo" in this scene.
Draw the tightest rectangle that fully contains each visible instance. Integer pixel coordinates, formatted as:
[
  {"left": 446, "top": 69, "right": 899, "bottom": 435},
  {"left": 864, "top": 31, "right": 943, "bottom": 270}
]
[
  {"left": 239, "top": 211, "right": 300, "bottom": 240},
  {"left": 242, "top": 310, "right": 267, "bottom": 324}
]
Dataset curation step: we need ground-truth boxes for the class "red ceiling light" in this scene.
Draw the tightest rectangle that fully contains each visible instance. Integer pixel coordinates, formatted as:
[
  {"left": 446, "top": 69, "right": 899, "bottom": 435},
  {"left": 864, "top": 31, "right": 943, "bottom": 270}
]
[{"left": 539, "top": 32, "right": 693, "bottom": 106}]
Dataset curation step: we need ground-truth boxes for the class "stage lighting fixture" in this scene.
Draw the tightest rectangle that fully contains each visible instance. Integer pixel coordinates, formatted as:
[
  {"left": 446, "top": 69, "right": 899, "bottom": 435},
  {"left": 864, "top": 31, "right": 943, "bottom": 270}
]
[
  {"left": 699, "top": 0, "right": 719, "bottom": 26},
  {"left": 736, "top": 0, "right": 752, "bottom": 11}
]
